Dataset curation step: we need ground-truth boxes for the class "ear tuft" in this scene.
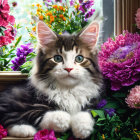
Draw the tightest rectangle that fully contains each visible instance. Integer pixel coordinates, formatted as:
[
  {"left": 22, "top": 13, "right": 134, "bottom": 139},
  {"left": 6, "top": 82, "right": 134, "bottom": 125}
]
[
  {"left": 79, "top": 22, "right": 99, "bottom": 49},
  {"left": 37, "top": 21, "right": 57, "bottom": 47}
]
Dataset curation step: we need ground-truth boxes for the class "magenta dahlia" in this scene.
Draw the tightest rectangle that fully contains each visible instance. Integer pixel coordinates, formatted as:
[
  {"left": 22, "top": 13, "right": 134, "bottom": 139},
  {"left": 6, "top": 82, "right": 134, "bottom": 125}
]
[
  {"left": 98, "top": 31, "right": 140, "bottom": 91},
  {"left": 34, "top": 129, "right": 57, "bottom": 140},
  {"left": 125, "top": 85, "right": 140, "bottom": 109}
]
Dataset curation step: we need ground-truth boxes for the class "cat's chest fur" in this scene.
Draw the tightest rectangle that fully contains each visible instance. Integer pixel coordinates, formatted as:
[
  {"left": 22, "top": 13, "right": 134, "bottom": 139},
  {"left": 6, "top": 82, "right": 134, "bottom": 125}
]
[{"left": 35, "top": 79, "right": 100, "bottom": 114}]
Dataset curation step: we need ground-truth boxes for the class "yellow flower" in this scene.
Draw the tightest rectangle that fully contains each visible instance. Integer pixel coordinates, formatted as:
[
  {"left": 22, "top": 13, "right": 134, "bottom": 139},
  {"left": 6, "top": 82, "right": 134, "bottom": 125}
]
[
  {"left": 32, "top": 26, "right": 36, "bottom": 32},
  {"left": 36, "top": 4, "right": 42, "bottom": 7},
  {"left": 48, "top": 24, "right": 51, "bottom": 28},
  {"left": 39, "top": 15, "right": 44, "bottom": 20},
  {"left": 75, "top": 4, "right": 80, "bottom": 10},
  {"left": 36, "top": 11, "right": 40, "bottom": 15},
  {"left": 63, "top": 8, "right": 65, "bottom": 12},
  {"left": 30, "top": 33, "right": 34, "bottom": 37},
  {"left": 32, "top": 4, "right": 35, "bottom": 7},
  {"left": 102, "top": 134, "right": 105, "bottom": 140}
]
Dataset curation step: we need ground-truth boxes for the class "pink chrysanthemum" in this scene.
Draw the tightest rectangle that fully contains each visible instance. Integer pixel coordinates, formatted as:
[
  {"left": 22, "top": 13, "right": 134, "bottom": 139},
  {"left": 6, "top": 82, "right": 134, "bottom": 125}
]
[
  {"left": 125, "top": 85, "right": 140, "bottom": 109},
  {"left": 135, "top": 8, "right": 140, "bottom": 29},
  {"left": 98, "top": 31, "right": 140, "bottom": 91},
  {"left": 34, "top": 129, "right": 57, "bottom": 140}
]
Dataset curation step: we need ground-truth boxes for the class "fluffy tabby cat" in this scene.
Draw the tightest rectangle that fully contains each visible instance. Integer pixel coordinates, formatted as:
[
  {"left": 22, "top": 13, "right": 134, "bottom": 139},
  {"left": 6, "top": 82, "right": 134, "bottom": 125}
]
[{"left": 0, "top": 21, "right": 103, "bottom": 139}]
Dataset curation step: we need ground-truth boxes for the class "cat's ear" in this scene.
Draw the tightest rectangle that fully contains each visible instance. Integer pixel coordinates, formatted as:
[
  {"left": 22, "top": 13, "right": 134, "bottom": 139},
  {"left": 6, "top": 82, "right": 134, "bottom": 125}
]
[
  {"left": 78, "top": 22, "right": 99, "bottom": 49},
  {"left": 37, "top": 21, "right": 57, "bottom": 47}
]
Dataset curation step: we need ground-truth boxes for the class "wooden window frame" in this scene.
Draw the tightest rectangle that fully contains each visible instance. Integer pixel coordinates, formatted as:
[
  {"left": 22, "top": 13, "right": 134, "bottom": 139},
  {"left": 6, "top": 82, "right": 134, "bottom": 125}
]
[{"left": 115, "top": 0, "right": 140, "bottom": 35}]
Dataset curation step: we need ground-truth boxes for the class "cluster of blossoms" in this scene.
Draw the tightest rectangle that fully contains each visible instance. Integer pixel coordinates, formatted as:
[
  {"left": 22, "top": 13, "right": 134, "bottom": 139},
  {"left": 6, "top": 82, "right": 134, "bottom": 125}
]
[
  {"left": 30, "top": 0, "right": 95, "bottom": 35},
  {"left": 125, "top": 85, "right": 140, "bottom": 109},
  {"left": 34, "top": 129, "right": 57, "bottom": 140},
  {"left": 78, "top": 0, "right": 95, "bottom": 20},
  {"left": 98, "top": 31, "right": 140, "bottom": 91},
  {"left": 135, "top": 8, "right": 140, "bottom": 29},
  {"left": 96, "top": 99, "right": 115, "bottom": 117},
  {"left": 0, "top": 124, "right": 7, "bottom": 139},
  {"left": 11, "top": 43, "right": 33, "bottom": 71},
  {"left": 0, "top": 0, "right": 16, "bottom": 47}
]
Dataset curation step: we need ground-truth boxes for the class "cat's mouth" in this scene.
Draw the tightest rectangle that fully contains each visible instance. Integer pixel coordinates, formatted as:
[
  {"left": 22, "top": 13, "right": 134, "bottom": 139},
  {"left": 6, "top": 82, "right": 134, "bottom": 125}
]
[{"left": 62, "top": 74, "right": 76, "bottom": 79}]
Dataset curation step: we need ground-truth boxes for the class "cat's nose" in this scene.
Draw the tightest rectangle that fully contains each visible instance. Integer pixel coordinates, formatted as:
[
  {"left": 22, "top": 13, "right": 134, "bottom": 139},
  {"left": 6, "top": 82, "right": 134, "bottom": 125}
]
[{"left": 64, "top": 68, "right": 73, "bottom": 73}]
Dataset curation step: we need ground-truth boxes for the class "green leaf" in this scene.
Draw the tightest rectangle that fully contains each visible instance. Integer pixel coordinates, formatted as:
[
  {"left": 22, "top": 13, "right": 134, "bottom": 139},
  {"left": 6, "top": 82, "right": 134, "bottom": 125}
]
[
  {"left": 91, "top": 110, "right": 98, "bottom": 117},
  {"left": 112, "top": 92, "right": 126, "bottom": 98},
  {"left": 92, "top": 110, "right": 105, "bottom": 118},
  {"left": 26, "top": 52, "right": 36, "bottom": 61},
  {"left": 121, "top": 138, "right": 132, "bottom": 140},
  {"left": 15, "top": 36, "right": 22, "bottom": 47},
  {"left": 103, "top": 101, "right": 119, "bottom": 109},
  {"left": 20, "top": 61, "right": 33, "bottom": 73}
]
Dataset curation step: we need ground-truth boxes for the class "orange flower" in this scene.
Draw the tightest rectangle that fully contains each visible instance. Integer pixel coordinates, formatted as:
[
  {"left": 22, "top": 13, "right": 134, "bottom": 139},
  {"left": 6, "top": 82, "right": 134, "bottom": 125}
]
[
  {"left": 36, "top": 4, "right": 41, "bottom": 7},
  {"left": 102, "top": 134, "right": 105, "bottom": 140},
  {"left": 32, "top": 26, "right": 36, "bottom": 32},
  {"left": 59, "top": 14, "right": 64, "bottom": 18},
  {"left": 52, "top": 5, "right": 58, "bottom": 9},
  {"left": 63, "top": 17, "right": 66, "bottom": 21},
  {"left": 39, "top": 15, "right": 43, "bottom": 20},
  {"left": 37, "top": 8, "right": 41, "bottom": 12},
  {"left": 50, "top": 16, "right": 54, "bottom": 22},
  {"left": 46, "top": 12, "right": 52, "bottom": 16},
  {"left": 59, "top": 6, "right": 63, "bottom": 10}
]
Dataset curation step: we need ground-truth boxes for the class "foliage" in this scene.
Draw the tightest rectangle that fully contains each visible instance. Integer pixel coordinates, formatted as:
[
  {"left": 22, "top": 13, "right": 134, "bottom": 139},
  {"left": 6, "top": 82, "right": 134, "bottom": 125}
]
[{"left": 91, "top": 85, "right": 140, "bottom": 140}]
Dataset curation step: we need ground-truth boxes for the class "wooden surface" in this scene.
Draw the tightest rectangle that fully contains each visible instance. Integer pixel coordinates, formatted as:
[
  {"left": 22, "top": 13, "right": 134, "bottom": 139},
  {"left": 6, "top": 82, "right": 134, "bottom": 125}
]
[
  {"left": 0, "top": 71, "right": 28, "bottom": 91},
  {"left": 2, "top": 137, "right": 33, "bottom": 140}
]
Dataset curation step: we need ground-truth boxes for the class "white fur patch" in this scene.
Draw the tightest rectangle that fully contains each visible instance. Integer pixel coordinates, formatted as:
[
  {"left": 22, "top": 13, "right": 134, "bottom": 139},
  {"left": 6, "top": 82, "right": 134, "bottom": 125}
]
[
  {"left": 40, "top": 111, "right": 71, "bottom": 132},
  {"left": 8, "top": 124, "right": 37, "bottom": 137},
  {"left": 71, "top": 112, "right": 94, "bottom": 139}
]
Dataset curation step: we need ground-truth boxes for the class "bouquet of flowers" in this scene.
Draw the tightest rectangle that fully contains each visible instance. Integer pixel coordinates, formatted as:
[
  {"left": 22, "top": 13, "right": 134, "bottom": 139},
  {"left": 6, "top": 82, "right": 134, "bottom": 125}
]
[{"left": 30, "top": 0, "right": 95, "bottom": 35}]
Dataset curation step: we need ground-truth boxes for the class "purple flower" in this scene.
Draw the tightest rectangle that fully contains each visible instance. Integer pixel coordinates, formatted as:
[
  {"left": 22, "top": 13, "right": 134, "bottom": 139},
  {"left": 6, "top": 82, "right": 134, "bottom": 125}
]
[
  {"left": 70, "top": 0, "right": 74, "bottom": 6},
  {"left": 79, "top": 0, "right": 94, "bottom": 13},
  {"left": 98, "top": 31, "right": 140, "bottom": 91},
  {"left": 85, "top": 9, "right": 95, "bottom": 19},
  {"left": 104, "top": 108, "right": 115, "bottom": 117},
  {"left": 96, "top": 99, "right": 107, "bottom": 109},
  {"left": 11, "top": 43, "right": 33, "bottom": 71},
  {"left": 34, "top": 129, "right": 57, "bottom": 140}
]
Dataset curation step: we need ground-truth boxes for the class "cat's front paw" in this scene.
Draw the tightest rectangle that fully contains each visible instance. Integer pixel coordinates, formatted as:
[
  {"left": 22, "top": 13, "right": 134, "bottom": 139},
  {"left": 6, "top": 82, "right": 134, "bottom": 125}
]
[
  {"left": 40, "top": 111, "right": 71, "bottom": 132},
  {"left": 8, "top": 124, "right": 37, "bottom": 137},
  {"left": 71, "top": 112, "right": 94, "bottom": 139}
]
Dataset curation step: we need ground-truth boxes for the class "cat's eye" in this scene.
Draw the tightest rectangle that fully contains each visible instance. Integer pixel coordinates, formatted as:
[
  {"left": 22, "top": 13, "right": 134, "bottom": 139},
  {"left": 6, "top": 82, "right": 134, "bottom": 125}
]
[
  {"left": 54, "top": 55, "right": 63, "bottom": 63},
  {"left": 75, "top": 55, "right": 84, "bottom": 63}
]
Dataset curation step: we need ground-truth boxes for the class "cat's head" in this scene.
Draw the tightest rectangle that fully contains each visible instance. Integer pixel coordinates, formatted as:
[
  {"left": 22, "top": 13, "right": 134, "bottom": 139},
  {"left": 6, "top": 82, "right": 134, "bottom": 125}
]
[{"left": 31, "top": 21, "right": 102, "bottom": 88}]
